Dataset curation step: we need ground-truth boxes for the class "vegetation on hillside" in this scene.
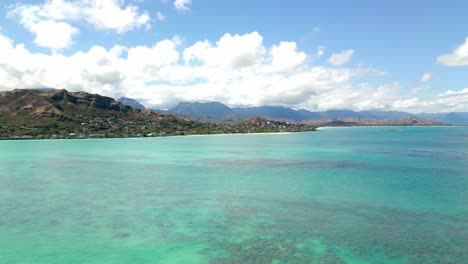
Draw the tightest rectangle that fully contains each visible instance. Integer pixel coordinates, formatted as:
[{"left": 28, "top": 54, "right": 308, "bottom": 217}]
[{"left": 0, "top": 89, "right": 316, "bottom": 140}]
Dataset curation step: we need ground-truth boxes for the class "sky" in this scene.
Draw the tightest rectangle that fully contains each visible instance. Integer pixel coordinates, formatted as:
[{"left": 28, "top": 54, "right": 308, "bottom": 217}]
[{"left": 1, "top": 0, "right": 468, "bottom": 113}]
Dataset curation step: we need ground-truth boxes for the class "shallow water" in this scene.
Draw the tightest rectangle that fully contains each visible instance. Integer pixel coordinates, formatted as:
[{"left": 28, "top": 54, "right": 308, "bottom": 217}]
[{"left": 0, "top": 127, "right": 467, "bottom": 263}]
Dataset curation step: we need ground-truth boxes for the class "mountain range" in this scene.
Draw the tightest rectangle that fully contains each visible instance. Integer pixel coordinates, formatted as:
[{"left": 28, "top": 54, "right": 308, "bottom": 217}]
[
  {"left": 0, "top": 89, "right": 316, "bottom": 139},
  {"left": 165, "top": 101, "right": 468, "bottom": 125},
  {"left": 22, "top": 91, "right": 464, "bottom": 126}
]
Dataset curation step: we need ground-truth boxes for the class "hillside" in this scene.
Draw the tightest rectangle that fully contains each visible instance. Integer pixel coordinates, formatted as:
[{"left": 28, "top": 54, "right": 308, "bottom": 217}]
[
  {"left": 0, "top": 89, "right": 316, "bottom": 139},
  {"left": 0, "top": 89, "right": 194, "bottom": 139},
  {"left": 0, "top": 89, "right": 169, "bottom": 124}
]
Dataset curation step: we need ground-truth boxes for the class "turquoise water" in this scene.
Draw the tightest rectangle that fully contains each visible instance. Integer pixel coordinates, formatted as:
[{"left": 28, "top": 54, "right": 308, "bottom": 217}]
[{"left": 0, "top": 127, "right": 467, "bottom": 263}]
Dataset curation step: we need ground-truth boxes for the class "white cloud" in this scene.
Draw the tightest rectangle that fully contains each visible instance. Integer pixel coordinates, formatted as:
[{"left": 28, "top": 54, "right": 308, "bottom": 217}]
[
  {"left": 393, "top": 88, "right": 468, "bottom": 113},
  {"left": 1, "top": 31, "right": 467, "bottom": 112},
  {"left": 82, "top": 0, "right": 151, "bottom": 33},
  {"left": 269, "top": 41, "right": 307, "bottom": 72},
  {"left": 420, "top": 72, "right": 432, "bottom": 83},
  {"left": 174, "top": 0, "right": 192, "bottom": 12},
  {"left": 327, "top": 49, "right": 354, "bottom": 66},
  {"left": 156, "top": 12, "right": 166, "bottom": 22},
  {"left": 183, "top": 32, "right": 266, "bottom": 69},
  {"left": 8, "top": 0, "right": 151, "bottom": 49},
  {"left": 29, "top": 20, "right": 79, "bottom": 50},
  {"left": 437, "top": 37, "right": 468, "bottom": 66},
  {"left": 127, "top": 40, "right": 180, "bottom": 76},
  {"left": 309, "top": 82, "right": 401, "bottom": 111},
  {"left": 444, "top": 88, "right": 468, "bottom": 96}
]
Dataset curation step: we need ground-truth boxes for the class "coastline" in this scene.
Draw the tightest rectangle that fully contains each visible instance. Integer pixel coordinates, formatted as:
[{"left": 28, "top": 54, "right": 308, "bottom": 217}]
[
  {"left": 4, "top": 125, "right": 465, "bottom": 141},
  {"left": 0, "top": 130, "right": 298, "bottom": 141}
]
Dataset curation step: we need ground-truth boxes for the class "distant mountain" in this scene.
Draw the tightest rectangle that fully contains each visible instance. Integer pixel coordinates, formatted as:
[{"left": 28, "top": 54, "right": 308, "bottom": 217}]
[
  {"left": 319, "top": 110, "right": 363, "bottom": 119},
  {"left": 358, "top": 110, "right": 413, "bottom": 119},
  {"left": 233, "top": 106, "right": 317, "bottom": 120},
  {"left": 170, "top": 102, "right": 421, "bottom": 121},
  {"left": 165, "top": 101, "right": 468, "bottom": 125},
  {"left": 417, "top": 112, "right": 468, "bottom": 125},
  {"left": 311, "top": 110, "right": 413, "bottom": 120},
  {"left": 34, "top": 88, "right": 57, "bottom": 93},
  {"left": 313, "top": 110, "right": 468, "bottom": 124},
  {"left": 117, "top": 97, "right": 146, "bottom": 109},
  {"left": 169, "top": 102, "right": 234, "bottom": 117},
  {"left": 304, "top": 117, "right": 444, "bottom": 126}
]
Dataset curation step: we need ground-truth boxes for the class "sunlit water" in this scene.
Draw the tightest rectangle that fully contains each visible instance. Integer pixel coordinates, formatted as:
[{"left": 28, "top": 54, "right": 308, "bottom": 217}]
[{"left": 1, "top": 127, "right": 467, "bottom": 263}]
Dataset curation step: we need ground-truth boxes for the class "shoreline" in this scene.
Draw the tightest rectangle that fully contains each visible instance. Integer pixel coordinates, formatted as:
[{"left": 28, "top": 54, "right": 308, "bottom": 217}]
[
  {"left": 3, "top": 125, "right": 465, "bottom": 141},
  {"left": 0, "top": 131, "right": 299, "bottom": 142},
  {"left": 4, "top": 125, "right": 464, "bottom": 141}
]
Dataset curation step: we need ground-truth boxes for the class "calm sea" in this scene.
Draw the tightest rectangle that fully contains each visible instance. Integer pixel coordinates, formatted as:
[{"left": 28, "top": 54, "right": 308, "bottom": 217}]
[{"left": 0, "top": 127, "right": 467, "bottom": 263}]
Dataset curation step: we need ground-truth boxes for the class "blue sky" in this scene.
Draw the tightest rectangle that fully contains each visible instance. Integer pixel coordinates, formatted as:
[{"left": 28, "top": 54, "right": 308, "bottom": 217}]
[{"left": 1, "top": 0, "right": 468, "bottom": 112}]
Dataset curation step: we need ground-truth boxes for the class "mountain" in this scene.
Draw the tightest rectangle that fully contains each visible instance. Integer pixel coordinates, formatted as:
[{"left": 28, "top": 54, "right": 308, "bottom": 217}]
[
  {"left": 304, "top": 117, "right": 444, "bottom": 126},
  {"left": 312, "top": 110, "right": 468, "bottom": 124},
  {"left": 169, "top": 102, "right": 234, "bottom": 117},
  {"left": 34, "top": 88, "right": 57, "bottom": 93},
  {"left": 0, "top": 89, "right": 163, "bottom": 123},
  {"left": 117, "top": 97, "right": 146, "bottom": 109},
  {"left": 168, "top": 102, "right": 418, "bottom": 121},
  {"left": 0, "top": 89, "right": 316, "bottom": 139},
  {"left": 164, "top": 101, "right": 460, "bottom": 124},
  {"left": 358, "top": 110, "right": 413, "bottom": 119},
  {"left": 233, "top": 106, "right": 311, "bottom": 120},
  {"left": 319, "top": 110, "right": 363, "bottom": 119},
  {"left": 417, "top": 112, "right": 468, "bottom": 125},
  {"left": 0, "top": 89, "right": 195, "bottom": 138}
]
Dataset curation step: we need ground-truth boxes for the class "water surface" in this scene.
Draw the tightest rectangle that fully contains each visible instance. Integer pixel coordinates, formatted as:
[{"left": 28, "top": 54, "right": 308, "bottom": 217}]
[{"left": 0, "top": 127, "right": 467, "bottom": 263}]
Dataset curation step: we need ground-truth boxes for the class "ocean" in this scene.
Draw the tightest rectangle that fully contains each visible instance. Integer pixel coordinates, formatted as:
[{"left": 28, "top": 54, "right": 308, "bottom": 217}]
[{"left": 0, "top": 127, "right": 467, "bottom": 263}]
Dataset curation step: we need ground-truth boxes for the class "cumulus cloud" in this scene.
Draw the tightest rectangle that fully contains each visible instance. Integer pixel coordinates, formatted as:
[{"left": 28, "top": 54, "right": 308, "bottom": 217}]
[
  {"left": 8, "top": 0, "right": 151, "bottom": 49},
  {"left": 1, "top": 31, "right": 466, "bottom": 112},
  {"left": 81, "top": 0, "right": 151, "bottom": 33},
  {"left": 420, "top": 72, "right": 432, "bottom": 83},
  {"left": 327, "top": 49, "right": 354, "bottom": 66},
  {"left": 269, "top": 41, "right": 307, "bottom": 72},
  {"left": 29, "top": 20, "right": 79, "bottom": 50},
  {"left": 183, "top": 32, "right": 266, "bottom": 69},
  {"left": 174, "top": 0, "right": 192, "bottom": 12},
  {"left": 437, "top": 37, "right": 468, "bottom": 66}
]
